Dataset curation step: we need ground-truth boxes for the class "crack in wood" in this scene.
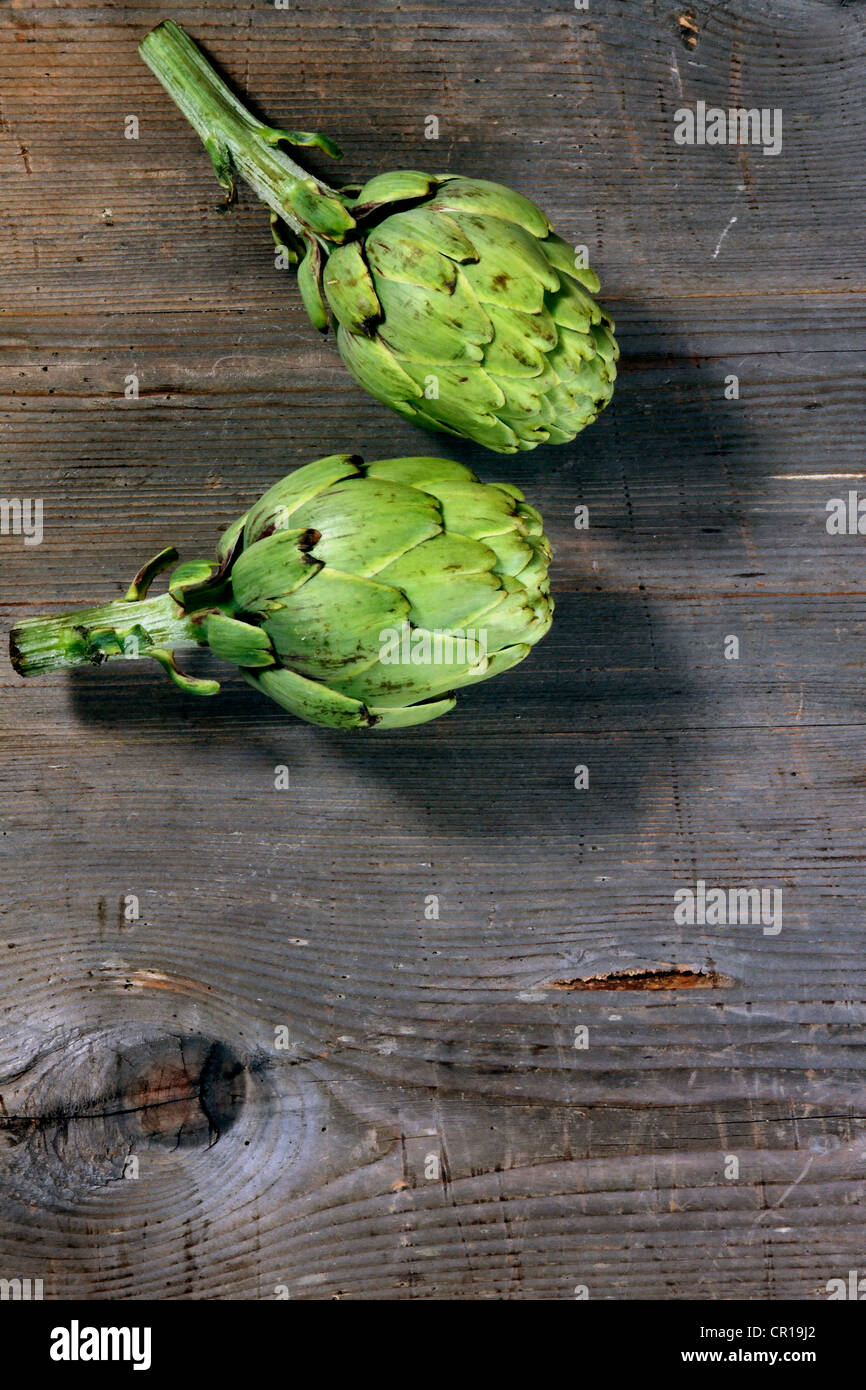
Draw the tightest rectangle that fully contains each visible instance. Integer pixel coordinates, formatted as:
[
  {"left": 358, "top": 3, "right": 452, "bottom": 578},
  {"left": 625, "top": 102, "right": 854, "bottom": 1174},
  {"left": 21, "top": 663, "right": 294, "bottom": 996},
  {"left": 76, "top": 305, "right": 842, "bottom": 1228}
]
[{"left": 549, "top": 966, "right": 735, "bottom": 991}]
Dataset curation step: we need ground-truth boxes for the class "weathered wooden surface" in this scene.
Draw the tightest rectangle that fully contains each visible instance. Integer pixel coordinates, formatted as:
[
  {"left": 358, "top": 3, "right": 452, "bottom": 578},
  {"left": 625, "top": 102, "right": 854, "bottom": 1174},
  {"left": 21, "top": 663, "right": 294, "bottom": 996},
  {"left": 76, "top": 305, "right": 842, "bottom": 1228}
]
[{"left": 1, "top": 0, "right": 865, "bottom": 1300}]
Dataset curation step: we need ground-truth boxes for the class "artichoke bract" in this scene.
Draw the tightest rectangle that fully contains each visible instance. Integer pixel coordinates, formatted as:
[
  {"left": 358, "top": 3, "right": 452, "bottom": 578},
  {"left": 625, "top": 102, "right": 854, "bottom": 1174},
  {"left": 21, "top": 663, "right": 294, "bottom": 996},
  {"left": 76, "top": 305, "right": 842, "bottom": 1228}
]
[
  {"left": 139, "top": 20, "right": 618, "bottom": 454},
  {"left": 9, "top": 455, "right": 553, "bottom": 730}
]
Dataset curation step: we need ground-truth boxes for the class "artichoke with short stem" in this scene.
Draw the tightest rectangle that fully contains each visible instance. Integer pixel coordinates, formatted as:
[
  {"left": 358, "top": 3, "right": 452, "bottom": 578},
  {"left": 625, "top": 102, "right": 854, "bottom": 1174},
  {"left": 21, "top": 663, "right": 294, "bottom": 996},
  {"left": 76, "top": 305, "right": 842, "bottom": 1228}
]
[
  {"left": 9, "top": 455, "right": 553, "bottom": 730},
  {"left": 139, "top": 20, "right": 618, "bottom": 454}
]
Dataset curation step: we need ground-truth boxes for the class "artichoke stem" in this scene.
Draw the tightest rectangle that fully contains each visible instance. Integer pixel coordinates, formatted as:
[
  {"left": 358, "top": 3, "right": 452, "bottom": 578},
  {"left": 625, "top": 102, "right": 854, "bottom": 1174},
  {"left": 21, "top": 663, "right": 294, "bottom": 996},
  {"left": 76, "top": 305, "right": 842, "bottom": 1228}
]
[
  {"left": 9, "top": 591, "right": 206, "bottom": 679},
  {"left": 139, "top": 20, "right": 343, "bottom": 242}
]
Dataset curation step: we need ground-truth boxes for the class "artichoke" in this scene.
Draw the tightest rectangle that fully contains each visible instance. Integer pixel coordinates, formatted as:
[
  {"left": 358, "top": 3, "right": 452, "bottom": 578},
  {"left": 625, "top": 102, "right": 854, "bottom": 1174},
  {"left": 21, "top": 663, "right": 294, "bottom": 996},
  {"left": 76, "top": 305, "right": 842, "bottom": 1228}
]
[
  {"left": 139, "top": 20, "right": 618, "bottom": 454},
  {"left": 9, "top": 455, "right": 553, "bottom": 730}
]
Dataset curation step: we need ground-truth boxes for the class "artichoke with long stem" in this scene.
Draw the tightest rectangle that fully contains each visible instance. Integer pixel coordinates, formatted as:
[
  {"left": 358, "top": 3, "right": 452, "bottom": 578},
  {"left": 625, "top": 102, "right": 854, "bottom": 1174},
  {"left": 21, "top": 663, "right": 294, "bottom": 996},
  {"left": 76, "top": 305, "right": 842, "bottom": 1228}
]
[
  {"left": 9, "top": 455, "right": 553, "bottom": 730},
  {"left": 139, "top": 20, "right": 618, "bottom": 454}
]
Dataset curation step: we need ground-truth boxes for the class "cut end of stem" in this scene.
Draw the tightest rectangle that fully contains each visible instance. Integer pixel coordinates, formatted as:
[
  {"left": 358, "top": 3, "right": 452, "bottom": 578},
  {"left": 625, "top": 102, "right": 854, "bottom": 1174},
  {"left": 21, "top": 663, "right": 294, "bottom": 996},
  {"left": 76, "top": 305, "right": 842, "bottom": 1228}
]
[{"left": 8, "top": 627, "right": 28, "bottom": 677}]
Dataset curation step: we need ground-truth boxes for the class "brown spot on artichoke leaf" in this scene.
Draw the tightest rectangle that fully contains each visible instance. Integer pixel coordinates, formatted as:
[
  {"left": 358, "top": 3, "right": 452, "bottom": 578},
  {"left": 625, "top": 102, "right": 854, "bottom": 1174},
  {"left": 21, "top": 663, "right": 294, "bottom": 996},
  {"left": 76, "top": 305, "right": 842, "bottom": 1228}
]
[
  {"left": 365, "top": 679, "right": 409, "bottom": 696},
  {"left": 491, "top": 271, "right": 512, "bottom": 290},
  {"left": 509, "top": 343, "right": 539, "bottom": 369}
]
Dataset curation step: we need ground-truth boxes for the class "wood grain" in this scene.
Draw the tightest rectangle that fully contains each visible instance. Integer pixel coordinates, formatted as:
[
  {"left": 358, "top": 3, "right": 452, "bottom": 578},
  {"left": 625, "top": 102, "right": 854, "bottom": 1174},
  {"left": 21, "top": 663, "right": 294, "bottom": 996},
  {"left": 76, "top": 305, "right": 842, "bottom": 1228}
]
[{"left": 1, "top": 0, "right": 865, "bottom": 1300}]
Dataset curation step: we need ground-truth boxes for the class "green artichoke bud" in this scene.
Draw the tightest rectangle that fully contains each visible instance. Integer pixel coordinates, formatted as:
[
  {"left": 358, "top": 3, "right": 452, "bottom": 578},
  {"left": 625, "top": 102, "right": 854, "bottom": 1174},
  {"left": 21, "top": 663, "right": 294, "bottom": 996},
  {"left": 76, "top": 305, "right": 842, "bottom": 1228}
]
[
  {"left": 9, "top": 455, "right": 553, "bottom": 730},
  {"left": 139, "top": 21, "right": 617, "bottom": 453}
]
